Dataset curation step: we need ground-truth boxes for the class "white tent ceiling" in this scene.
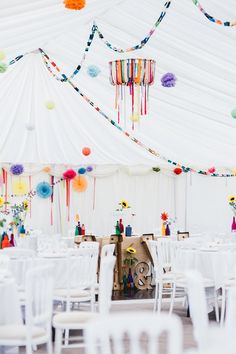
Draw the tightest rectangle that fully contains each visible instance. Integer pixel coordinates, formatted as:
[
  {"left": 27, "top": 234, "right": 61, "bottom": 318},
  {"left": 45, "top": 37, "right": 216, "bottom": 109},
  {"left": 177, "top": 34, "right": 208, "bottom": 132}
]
[{"left": 0, "top": 0, "right": 236, "bottom": 169}]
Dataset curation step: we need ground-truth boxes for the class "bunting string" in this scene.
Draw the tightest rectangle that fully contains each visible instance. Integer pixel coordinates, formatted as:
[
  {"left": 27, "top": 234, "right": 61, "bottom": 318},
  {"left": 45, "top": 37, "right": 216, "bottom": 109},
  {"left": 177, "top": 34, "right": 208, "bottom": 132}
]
[
  {"left": 40, "top": 49, "right": 236, "bottom": 178},
  {"left": 192, "top": 0, "right": 236, "bottom": 26}
]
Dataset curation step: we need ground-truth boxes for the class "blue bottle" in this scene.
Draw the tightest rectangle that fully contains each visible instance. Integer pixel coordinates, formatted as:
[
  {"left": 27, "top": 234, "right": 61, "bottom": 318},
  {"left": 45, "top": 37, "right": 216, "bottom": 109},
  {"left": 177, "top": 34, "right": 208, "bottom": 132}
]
[{"left": 125, "top": 225, "right": 132, "bottom": 237}]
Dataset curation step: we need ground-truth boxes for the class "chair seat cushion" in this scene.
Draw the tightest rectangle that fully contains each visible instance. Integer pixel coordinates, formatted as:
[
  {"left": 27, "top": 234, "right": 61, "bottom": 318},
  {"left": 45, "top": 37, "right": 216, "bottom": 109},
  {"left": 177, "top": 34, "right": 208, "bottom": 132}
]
[
  {"left": 53, "top": 311, "right": 98, "bottom": 329},
  {"left": 54, "top": 289, "right": 91, "bottom": 298},
  {"left": 0, "top": 325, "right": 46, "bottom": 340}
]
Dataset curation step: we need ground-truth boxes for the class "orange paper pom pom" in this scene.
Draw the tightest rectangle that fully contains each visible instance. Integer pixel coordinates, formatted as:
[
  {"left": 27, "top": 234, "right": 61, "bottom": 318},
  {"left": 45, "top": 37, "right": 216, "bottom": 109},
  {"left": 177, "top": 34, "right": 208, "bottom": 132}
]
[
  {"left": 64, "top": 0, "right": 86, "bottom": 10},
  {"left": 42, "top": 166, "right": 51, "bottom": 173},
  {"left": 72, "top": 175, "right": 88, "bottom": 192},
  {"left": 82, "top": 147, "right": 91, "bottom": 156}
]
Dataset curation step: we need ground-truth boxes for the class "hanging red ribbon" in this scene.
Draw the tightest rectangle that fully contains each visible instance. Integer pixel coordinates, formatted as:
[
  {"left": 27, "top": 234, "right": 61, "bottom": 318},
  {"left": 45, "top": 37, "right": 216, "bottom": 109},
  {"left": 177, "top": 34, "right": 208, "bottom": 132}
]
[
  {"left": 50, "top": 176, "right": 54, "bottom": 226},
  {"left": 66, "top": 179, "right": 70, "bottom": 222}
]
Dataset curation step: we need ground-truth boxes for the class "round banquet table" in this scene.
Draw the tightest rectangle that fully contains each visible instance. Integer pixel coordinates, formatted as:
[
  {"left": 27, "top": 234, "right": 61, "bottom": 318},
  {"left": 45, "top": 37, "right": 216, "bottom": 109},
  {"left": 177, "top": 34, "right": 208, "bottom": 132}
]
[{"left": 173, "top": 248, "right": 236, "bottom": 289}]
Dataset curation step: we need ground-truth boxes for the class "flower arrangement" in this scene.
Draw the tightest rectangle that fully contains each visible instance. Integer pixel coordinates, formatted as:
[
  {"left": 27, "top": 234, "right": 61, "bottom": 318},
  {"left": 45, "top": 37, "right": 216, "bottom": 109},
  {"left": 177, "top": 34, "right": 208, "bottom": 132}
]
[
  {"left": 228, "top": 196, "right": 236, "bottom": 215},
  {"left": 161, "top": 212, "right": 176, "bottom": 236},
  {"left": 123, "top": 246, "right": 138, "bottom": 268},
  {"left": 11, "top": 200, "right": 29, "bottom": 226},
  {"left": 116, "top": 199, "right": 130, "bottom": 212}
]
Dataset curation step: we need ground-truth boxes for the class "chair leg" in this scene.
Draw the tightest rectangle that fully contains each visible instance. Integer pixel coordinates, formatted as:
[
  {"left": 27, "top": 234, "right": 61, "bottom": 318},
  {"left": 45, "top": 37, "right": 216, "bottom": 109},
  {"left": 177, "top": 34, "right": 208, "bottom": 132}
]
[
  {"left": 54, "top": 328, "right": 63, "bottom": 354},
  {"left": 214, "top": 290, "right": 220, "bottom": 323},
  {"left": 157, "top": 282, "right": 163, "bottom": 313},
  {"left": 221, "top": 287, "right": 226, "bottom": 326},
  {"left": 169, "top": 282, "right": 176, "bottom": 314},
  {"left": 46, "top": 339, "right": 53, "bottom": 354},
  {"left": 64, "top": 329, "right": 69, "bottom": 346},
  {"left": 26, "top": 343, "right": 33, "bottom": 354},
  {"left": 153, "top": 283, "right": 159, "bottom": 312}
]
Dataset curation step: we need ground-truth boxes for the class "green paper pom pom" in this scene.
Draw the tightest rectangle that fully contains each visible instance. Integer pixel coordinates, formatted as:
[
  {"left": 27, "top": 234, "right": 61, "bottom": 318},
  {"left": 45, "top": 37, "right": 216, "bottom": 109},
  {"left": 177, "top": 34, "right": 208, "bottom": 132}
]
[
  {"left": 45, "top": 101, "right": 55, "bottom": 110},
  {"left": 231, "top": 109, "right": 236, "bottom": 119},
  {"left": 0, "top": 62, "right": 7, "bottom": 73},
  {"left": 0, "top": 51, "right": 6, "bottom": 61}
]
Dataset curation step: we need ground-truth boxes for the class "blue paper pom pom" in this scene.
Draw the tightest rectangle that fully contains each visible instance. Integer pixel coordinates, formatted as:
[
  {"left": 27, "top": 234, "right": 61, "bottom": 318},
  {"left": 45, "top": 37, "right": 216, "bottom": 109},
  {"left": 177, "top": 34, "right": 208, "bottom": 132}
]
[
  {"left": 87, "top": 65, "right": 101, "bottom": 78},
  {"left": 78, "top": 167, "right": 86, "bottom": 175},
  {"left": 10, "top": 164, "right": 24, "bottom": 175},
  {"left": 36, "top": 182, "right": 52, "bottom": 199}
]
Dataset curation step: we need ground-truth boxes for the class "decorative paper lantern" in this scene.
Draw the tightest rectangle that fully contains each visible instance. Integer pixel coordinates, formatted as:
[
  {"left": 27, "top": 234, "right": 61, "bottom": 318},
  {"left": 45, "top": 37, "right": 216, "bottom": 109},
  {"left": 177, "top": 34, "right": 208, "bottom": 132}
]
[
  {"left": 208, "top": 167, "right": 216, "bottom": 174},
  {"left": 36, "top": 182, "right": 52, "bottom": 199},
  {"left": 86, "top": 166, "right": 93, "bottom": 172},
  {"left": 82, "top": 147, "right": 91, "bottom": 156},
  {"left": 72, "top": 175, "right": 88, "bottom": 192},
  {"left": 231, "top": 109, "right": 236, "bottom": 119},
  {"left": 87, "top": 65, "right": 101, "bottom": 78},
  {"left": 78, "top": 167, "right": 86, "bottom": 175},
  {"left": 161, "top": 73, "right": 177, "bottom": 87},
  {"left": 173, "top": 167, "right": 182, "bottom": 175},
  {"left": 0, "top": 51, "right": 6, "bottom": 61},
  {"left": 45, "top": 101, "right": 55, "bottom": 110},
  {"left": 12, "top": 181, "right": 28, "bottom": 196},
  {"left": 109, "top": 58, "right": 156, "bottom": 127},
  {"left": 63, "top": 169, "right": 76, "bottom": 180},
  {"left": 42, "top": 166, "right": 51, "bottom": 173},
  {"left": 0, "top": 63, "right": 7, "bottom": 73},
  {"left": 10, "top": 164, "right": 24, "bottom": 176},
  {"left": 64, "top": 0, "right": 86, "bottom": 10}
]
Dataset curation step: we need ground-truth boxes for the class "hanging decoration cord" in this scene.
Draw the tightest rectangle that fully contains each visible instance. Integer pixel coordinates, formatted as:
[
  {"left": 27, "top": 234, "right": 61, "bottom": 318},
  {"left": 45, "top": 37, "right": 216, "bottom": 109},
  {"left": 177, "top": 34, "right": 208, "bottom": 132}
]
[
  {"left": 40, "top": 49, "right": 236, "bottom": 178},
  {"left": 192, "top": 0, "right": 236, "bottom": 26}
]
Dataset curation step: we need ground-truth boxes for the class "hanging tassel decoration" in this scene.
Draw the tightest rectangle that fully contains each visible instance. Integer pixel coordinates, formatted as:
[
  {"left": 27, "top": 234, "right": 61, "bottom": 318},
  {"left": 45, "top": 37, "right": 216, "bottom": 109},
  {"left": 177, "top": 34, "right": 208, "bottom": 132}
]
[{"left": 50, "top": 176, "right": 54, "bottom": 226}]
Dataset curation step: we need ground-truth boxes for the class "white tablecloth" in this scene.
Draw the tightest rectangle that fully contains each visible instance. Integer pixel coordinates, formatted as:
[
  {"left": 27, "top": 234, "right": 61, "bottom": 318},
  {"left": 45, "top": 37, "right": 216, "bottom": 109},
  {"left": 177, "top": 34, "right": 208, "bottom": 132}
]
[
  {"left": 174, "top": 248, "right": 236, "bottom": 289},
  {"left": 0, "top": 277, "right": 22, "bottom": 325}
]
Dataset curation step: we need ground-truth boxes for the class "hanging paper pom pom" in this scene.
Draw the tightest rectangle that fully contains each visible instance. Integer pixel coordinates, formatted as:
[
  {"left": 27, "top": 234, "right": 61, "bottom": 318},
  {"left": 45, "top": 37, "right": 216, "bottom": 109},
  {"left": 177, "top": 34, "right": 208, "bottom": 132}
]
[
  {"left": 87, "top": 65, "right": 101, "bottom": 78},
  {"left": 64, "top": 0, "right": 86, "bottom": 10},
  {"left": 0, "top": 62, "right": 7, "bottom": 73},
  {"left": 72, "top": 175, "right": 88, "bottom": 192},
  {"left": 42, "top": 166, "right": 51, "bottom": 173},
  {"left": 161, "top": 73, "right": 177, "bottom": 87},
  {"left": 82, "top": 147, "right": 91, "bottom": 156},
  {"left": 63, "top": 169, "right": 76, "bottom": 180},
  {"left": 0, "top": 197, "right": 4, "bottom": 207},
  {"left": 0, "top": 51, "right": 6, "bottom": 61},
  {"left": 173, "top": 167, "right": 182, "bottom": 175},
  {"left": 36, "top": 182, "right": 52, "bottom": 199},
  {"left": 25, "top": 123, "right": 35, "bottom": 131},
  {"left": 231, "top": 109, "right": 236, "bottom": 119},
  {"left": 10, "top": 164, "right": 24, "bottom": 175},
  {"left": 45, "top": 101, "right": 55, "bottom": 110},
  {"left": 130, "top": 113, "right": 140, "bottom": 122},
  {"left": 86, "top": 166, "right": 93, "bottom": 172},
  {"left": 208, "top": 167, "right": 216, "bottom": 174},
  {"left": 78, "top": 167, "right": 86, "bottom": 175},
  {"left": 12, "top": 181, "right": 28, "bottom": 196}
]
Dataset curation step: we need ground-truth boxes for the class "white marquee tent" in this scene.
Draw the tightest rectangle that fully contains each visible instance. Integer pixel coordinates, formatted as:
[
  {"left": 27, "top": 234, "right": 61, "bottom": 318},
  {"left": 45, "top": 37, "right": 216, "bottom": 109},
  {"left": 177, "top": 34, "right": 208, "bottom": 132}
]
[{"left": 0, "top": 0, "right": 236, "bottom": 236}]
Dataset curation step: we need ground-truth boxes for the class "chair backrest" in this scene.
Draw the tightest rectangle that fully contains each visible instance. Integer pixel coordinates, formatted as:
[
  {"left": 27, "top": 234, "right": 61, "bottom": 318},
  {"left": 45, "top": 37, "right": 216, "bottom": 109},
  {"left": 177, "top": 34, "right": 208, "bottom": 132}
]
[
  {"left": 147, "top": 240, "right": 171, "bottom": 275},
  {"left": 25, "top": 265, "right": 54, "bottom": 332},
  {"left": 1, "top": 247, "right": 35, "bottom": 258},
  {"left": 185, "top": 270, "right": 209, "bottom": 350},
  {"left": 98, "top": 256, "right": 116, "bottom": 314},
  {"left": 85, "top": 312, "right": 183, "bottom": 354},
  {"left": 101, "top": 244, "right": 115, "bottom": 258},
  {"left": 79, "top": 241, "right": 99, "bottom": 251}
]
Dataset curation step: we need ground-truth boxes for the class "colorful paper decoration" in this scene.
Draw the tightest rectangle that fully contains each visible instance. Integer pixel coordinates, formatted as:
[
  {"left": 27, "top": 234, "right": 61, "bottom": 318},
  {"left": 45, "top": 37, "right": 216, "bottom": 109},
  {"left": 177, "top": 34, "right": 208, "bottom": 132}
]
[
  {"left": 45, "top": 101, "right": 55, "bottom": 110},
  {"left": 72, "top": 175, "right": 87, "bottom": 192},
  {"left": 86, "top": 166, "right": 93, "bottom": 172},
  {"left": 192, "top": 0, "right": 236, "bottom": 26},
  {"left": 12, "top": 181, "right": 28, "bottom": 196},
  {"left": 208, "top": 167, "right": 216, "bottom": 174},
  {"left": 0, "top": 63, "right": 7, "bottom": 73},
  {"left": 42, "top": 166, "right": 51, "bottom": 173},
  {"left": 231, "top": 109, "right": 236, "bottom": 119},
  {"left": 10, "top": 164, "right": 24, "bottom": 175},
  {"left": 64, "top": 0, "right": 86, "bottom": 10},
  {"left": 82, "top": 147, "right": 91, "bottom": 156},
  {"left": 173, "top": 167, "right": 182, "bottom": 175},
  {"left": 0, "top": 197, "right": 4, "bottom": 207},
  {"left": 36, "top": 182, "right": 52, "bottom": 199},
  {"left": 161, "top": 72, "right": 177, "bottom": 87},
  {"left": 87, "top": 65, "right": 100, "bottom": 78},
  {"left": 109, "top": 59, "right": 156, "bottom": 127},
  {"left": 63, "top": 169, "right": 76, "bottom": 180},
  {"left": 63, "top": 169, "right": 76, "bottom": 222}
]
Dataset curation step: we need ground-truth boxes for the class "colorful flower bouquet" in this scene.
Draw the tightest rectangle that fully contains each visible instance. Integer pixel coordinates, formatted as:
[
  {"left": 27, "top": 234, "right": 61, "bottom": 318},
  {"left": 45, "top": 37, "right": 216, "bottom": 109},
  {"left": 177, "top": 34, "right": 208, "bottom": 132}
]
[{"left": 160, "top": 212, "right": 175, "bottom": 236}]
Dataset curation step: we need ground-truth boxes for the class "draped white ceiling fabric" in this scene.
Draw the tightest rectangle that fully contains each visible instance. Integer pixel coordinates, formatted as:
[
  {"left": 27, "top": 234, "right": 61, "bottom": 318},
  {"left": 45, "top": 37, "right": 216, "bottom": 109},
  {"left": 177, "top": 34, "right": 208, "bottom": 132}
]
[{"left": 0, "top": 0, "right": 236, "bottom": 169}]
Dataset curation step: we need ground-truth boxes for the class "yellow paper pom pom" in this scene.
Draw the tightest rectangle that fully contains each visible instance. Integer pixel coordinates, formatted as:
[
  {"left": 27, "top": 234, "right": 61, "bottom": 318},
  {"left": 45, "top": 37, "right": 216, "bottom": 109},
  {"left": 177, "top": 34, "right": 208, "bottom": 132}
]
[
  {"left": 12, "top": 181, "right": 28, "bottom": 196},
  {"left": 130, "top": 113, "right": 139, "bottom": 122},
  {"left": 45, "top": 101, "right": 55, "bottom": 110},
  {"left": 0, "top": 197, "right": 4, "bottom": 207},
  {"left": 0, "top": 51, "right": 6, "bottom": 61}
]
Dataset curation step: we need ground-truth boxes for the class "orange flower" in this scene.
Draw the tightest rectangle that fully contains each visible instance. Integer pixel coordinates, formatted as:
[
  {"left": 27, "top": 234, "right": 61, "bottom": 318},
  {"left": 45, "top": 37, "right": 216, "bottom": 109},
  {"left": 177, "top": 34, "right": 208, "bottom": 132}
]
[{"left": 161, "top": 212, "right": 168, "bottom": 221}]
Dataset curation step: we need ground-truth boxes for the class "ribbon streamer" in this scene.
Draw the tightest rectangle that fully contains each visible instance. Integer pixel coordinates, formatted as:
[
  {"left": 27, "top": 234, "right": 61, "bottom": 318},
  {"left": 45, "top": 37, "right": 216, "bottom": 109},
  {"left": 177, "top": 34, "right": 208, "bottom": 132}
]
[
  {"left": 192, "top": 0, "right": 236, "bottom": 26},
  {"left": 40, "top": 49, "right": 236, "bottom": 178}
]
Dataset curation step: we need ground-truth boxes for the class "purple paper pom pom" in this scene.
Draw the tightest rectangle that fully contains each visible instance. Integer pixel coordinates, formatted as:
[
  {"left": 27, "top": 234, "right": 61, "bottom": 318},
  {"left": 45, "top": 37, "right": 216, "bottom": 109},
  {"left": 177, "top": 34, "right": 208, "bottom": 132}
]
[
  {"left": 10, "top": 164, "right": 24, "bottom": 175},
  {"left": 86, "top": 166, "right": 93, "bottom": 172},
  {"left": 161, "top": 73, "right": 177, "bottom": 87}
]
